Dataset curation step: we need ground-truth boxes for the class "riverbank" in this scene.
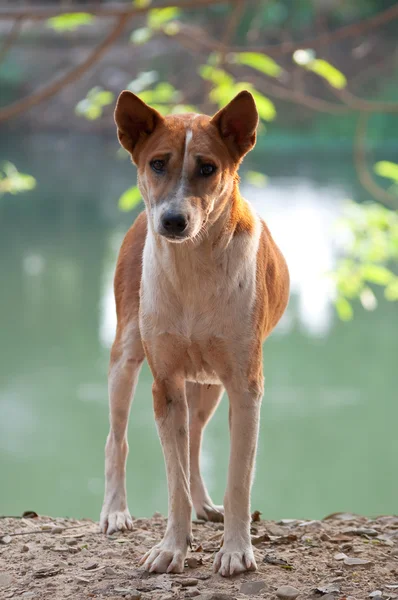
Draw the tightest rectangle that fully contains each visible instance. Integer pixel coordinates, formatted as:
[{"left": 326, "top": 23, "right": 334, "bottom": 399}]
[{"left": 0, "top": 512, "right": 397, "bottom": 600}]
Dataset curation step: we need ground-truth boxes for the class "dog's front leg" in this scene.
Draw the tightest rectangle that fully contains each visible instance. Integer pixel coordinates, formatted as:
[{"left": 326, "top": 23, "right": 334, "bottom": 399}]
[
  {"left": 213, "top": 380, "right": 263, "bottom": 577},
  {"left": 141, "top": 378, "right": 192, "bottom": 573}
]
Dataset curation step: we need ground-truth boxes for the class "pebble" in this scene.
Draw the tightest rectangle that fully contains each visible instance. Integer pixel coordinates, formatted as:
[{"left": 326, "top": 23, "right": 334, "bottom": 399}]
[
  {"left": 114, "top": 589, "right": 141, "bottom": 599},
  {"left": 276, "top": 585, "right": 300, "bottom": 600},
  {"left": 21, "top": 544, "right": 31, "bottom": 553},
  {"left": 186, "top": 557, "right": 201, "bottom": 568},
  {"left": 316, "top": 583, "right": 340, "bottom": 594},
  {"left": 185, "top": 591, "right": 200, "bottom": 598},
  {"left": 343, "top": 557, "right": 374, "bottom": 568},
  {"left": 84, "top": 561, "right": 98, "bottom": 570},
  {"left": 180, "top": 578, "right": 199, "bottom": 587},
  {"left": 104, "top": 566, "right": 116, "bottom": 575},
  {"left": 334, "top": 552, "right": 348, "bottom": 561},
  {"left": 240, "top": 580, "right": 266, "bottom": 595},
  {"left": 0, "top": 572, "right": 13, "bottom": 587},
  {"left": 369, "top": 592, "right": 383, "bottom": 598},
  {"left": 75, "top": 576, "right": 90, "bottom": 584},
  {"left": 0, "top": 535, "right": 12, "bottom": 545},
  {"left": 195, "top": 595, "right": 236, "bottom": 600},
  {"left": 51, "top": 527, "right": 65, "bottom": 534}
]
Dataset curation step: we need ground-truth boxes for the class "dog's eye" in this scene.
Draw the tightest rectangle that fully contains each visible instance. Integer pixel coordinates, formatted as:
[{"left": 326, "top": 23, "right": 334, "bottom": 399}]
[
  {"left": 151, "top": 159, "right": 165, "bottom": 173},
  {"left": 200, "top": 164, "right": 216, "bottom": 177}
]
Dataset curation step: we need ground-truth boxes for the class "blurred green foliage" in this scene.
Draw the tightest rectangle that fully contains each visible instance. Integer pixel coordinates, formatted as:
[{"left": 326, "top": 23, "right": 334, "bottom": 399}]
[
  {"left": 75, "top": 87, "right": 114, "bottom": 120},
  {"left": 47, "top": 13, "right": 93, "bottom": 32},
  {"left": 334, "top": 199, "right": 398, "bottom": 320},
  {"left": 0, "top": 162, "right": 36, "bottom": 196}
]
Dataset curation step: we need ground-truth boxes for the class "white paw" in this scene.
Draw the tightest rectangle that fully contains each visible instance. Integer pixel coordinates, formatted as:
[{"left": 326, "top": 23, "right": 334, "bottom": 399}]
[
  {"left": 213, "top": 543, "right": 257, "bottom": 577},
  {"left": 196, "top": 502, "right": 224, "bottom": 523},
  {"left": 100, "top": 508, "right": 133, "bottom": 535},
  {"left": 140, "top": 539, "right": 187, "bottom": 573}
]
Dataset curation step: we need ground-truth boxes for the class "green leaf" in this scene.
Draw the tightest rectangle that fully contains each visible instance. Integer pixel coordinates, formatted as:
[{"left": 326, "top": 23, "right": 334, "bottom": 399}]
[
  {"left": 361, "top": 264, "right": 394, "bottom": 286},
  {"left": 199, "top": 66, "right": 234, "bottom": 87},
  {"left": 335, "top": 296, "right": 353, "bottom": 321},
  {"left": 75, "top": 87, "right": 114, "bottom": 120},
  {"left": 139, "top": 82, "right": 179, "bottom": 105},
  {"left": 245, "top": 171, "right": 268, "bottom": 187},
  {"left": 148, "top": 7, "right": 180, "bottom": 29},
  {"left": 118, "top": 186, "right": 142, "bottom": 212},
  {"left": 385, "top": 279, "right": 398, "bottom": 301},
  {"left": 232, "top": 52, "right": 281, "bottom": 77},
  {"left": 163, "top": 21, "right": 180, "bottom": 36},
  {"left": 0, "top": 162, "right": 36, "bottom": 196},
  {"left": 293, "top": 52, "right": 346, "bottom": 89},
  {"left": 133, "top": 0, "right": 152, "bottom": 7},
  {"left": 251, "top": 90, "right": 276, "bottom": 121},
  {"left": 374, "top": 161, "right": 398, "bottom": 183},
  {"left": 47, "top": 13, "right": 93, "bottom": 32},
  {"left": 130, "top": 27, "right": 153, "bottom": 45}
]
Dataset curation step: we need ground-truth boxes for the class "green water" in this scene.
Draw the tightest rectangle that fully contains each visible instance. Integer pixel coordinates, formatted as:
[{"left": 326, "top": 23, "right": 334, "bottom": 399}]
[{"left": 0, "top": 134, "right": 397, "bottom": 521}]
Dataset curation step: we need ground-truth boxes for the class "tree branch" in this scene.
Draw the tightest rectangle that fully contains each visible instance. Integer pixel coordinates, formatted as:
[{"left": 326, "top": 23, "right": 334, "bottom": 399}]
[
  {"left": 172, "top": 3, "right": 398, "bottom": 56},
  {"left": 0, "top": 17, "right": 22, "bottom": 66},
  {"left": 0, "top": 0, "right": 235, "bottom": 21},
  {"left": 354, "top": 112, "right": 398, "bottom": 209},
  {"left": 0, "top": 15, "right": 130, "bottom": 123}
]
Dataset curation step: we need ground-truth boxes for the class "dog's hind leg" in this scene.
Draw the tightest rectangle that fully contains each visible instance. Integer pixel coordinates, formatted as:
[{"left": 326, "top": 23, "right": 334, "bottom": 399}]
[
  {"left": 187, "top": 383, "right": 224, "bottom": 522},
  {"left": 100, "top": 323, "right": 144, "bottom": 535}
]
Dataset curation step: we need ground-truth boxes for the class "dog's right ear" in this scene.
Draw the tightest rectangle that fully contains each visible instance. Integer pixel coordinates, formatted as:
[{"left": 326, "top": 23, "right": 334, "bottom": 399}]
[{"left": 114, "top": 91, "right": 164, "bottom": 158}]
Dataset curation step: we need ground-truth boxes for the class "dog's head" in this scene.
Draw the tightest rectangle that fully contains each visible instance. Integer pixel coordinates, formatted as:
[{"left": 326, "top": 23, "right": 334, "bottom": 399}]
[{"left": 115, "top": 90, "right": 258, "bottom": 242}]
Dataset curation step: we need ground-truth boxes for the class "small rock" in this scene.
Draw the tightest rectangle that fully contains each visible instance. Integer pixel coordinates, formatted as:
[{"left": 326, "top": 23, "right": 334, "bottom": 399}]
[
  {"left": 369, "top": 592, "right": 383, "bottom": 598},
  {"left": 51, "top": 526, "right": 65, "bottom": 534},
  {"left": 84, "top": 561, "right": 99, "bottom": 570},
  {"left": 21, "top": 544, "right": 31, "bottom": 553},
  {"left": 185, "top": 591, "right": 200, "bottom": 598},
  {"left": 276, "top": 585, "right": 300, "bottom": 600},
  {"left": 343, "top": 557, "right": 374, "bottom": 568},
  {"left": 179, "top": 578, "right": 199, "bottom": 587},
  {"left": 33, "top": 567, "right": 62, "bottom": 579},
  {"left": 22, "top": 593, "right": 36, "bottom": 598},
  {"left": 316, "top": 583, "right": 340, "bottom": 594},
  {"left": 345, "top": 527, "right": 378, "bottom": 537},
  {"left": 266, "top": 523, "right": 286, "bottom": 536},
  {"left": 0, "top": 572, "right": 13, "bottom": 587},
  {"left": 152, "top": 512, "right": 162, "bottom": 518},
  {"left": 105, "top": 566, "right": 117, "bottom": 575},
  {"left": 0, "top": 535, "right": 12, "bottom": 545},
  {"left": 114, "top": 589, "right": 141, "bottom": 599},
  {"left": 57, "top": 561, "right": 68, "bottom": 568},
  {"left": 66, "top": 539, "right": 78, "bottom": 546},
  {"left": 334, "top": 552, "right": 348, "bottom": 561},
  {"left": 76, "top": 576, "right": 90, "bottom": 584},
  {"left": 195, "top": 595, "right": 236, "bottom": 600},
  {"left": 186, "top": 557, "right": 201, "bottom": 568},
  {"left": 240, "top": 580, "right": 266, "bottom": 595}
]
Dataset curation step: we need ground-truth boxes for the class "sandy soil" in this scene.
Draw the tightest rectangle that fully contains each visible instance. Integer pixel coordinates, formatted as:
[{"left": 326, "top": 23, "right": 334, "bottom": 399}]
[{"left": 0, "top": 512, "right": 397, "bottom": 600}]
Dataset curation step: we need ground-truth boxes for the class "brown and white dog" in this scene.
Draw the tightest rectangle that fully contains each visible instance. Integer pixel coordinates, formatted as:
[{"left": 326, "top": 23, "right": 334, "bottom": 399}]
[{"left": 100, "top": 90, "right": 290, "bottom": 577}]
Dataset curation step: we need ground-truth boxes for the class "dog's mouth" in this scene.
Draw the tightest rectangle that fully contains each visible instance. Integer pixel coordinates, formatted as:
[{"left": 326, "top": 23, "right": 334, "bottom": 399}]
[{"left": 158, "top": 230, "right": 193, "bottom": 243}]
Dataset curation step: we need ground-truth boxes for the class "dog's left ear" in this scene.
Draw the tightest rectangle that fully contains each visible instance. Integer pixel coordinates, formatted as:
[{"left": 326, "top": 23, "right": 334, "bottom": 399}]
[
  {"left": 210, "top": 90, "right": 259, "bottom": 160},
  {"left": 114, "top": 91, "right": 164, "bottom": 159}
]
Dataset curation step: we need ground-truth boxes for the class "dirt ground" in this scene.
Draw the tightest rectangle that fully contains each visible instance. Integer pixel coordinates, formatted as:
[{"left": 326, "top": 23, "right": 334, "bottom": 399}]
[{"left": 0, "top": 512, "right": 397, "bottom": 600}]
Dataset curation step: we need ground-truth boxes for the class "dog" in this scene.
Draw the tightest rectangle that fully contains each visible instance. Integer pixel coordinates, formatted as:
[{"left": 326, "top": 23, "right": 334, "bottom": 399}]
[{"left": 100, "top": 89, "right": 290, "bottom": 577}]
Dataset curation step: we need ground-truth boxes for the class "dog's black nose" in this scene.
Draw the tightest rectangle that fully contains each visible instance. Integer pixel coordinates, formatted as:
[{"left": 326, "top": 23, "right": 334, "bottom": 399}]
[{"left": 161, "top": 212, "right": 188, "bottom": 235}]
